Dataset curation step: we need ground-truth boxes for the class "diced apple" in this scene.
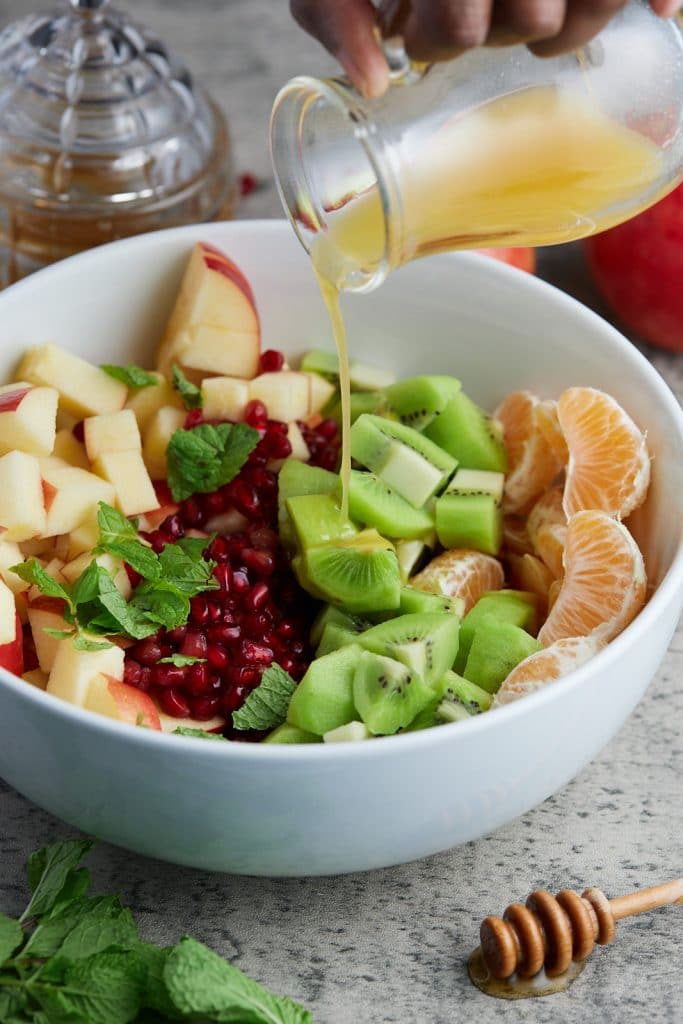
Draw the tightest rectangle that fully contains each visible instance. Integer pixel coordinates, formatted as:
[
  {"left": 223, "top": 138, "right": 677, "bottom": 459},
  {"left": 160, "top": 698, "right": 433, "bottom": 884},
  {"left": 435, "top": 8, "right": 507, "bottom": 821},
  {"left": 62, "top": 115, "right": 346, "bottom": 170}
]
[
  {"left": 0, "top": 540, "right": 29, "bottom": 594},
  {"left": 125, "top": 372, "right": 184, "bottom": 433},
  {"left": 67, "top": 516, "right": 100, "bottom": 559},
  {"left": 0, "top": 382, "right": 58, "bottom": 457},
  {"left": 138, "top": 502, "right": 180, "bottom": 531},
  {"left": 19, "top": 537, "right": 57, "bottom": 558},
  {"left": 47, "top": 635, "right": 124, "bottom": 707},
  {"left": 157, "top": 242, "right": 260, "bottom": 379},
  {"left": 249, "top": 372, "right": 311, "bottom": 422},
  {"left": 142, "top": 406, "right": 186, "bottom": 480},
  {"left": 286, "top": 421, "right": 310, "bottom": 462},
  {"left": 0, "top": 610, "right": 23, "bottom": 676},
  {"left": 18, "top": 344, "right": 128, "bottom": 417},
  {"left": 23, "top": 668, "right": 48, "bottom": 690},
  {"left": 41, "top": 464, "right": 115, "bottom": 537},
  {"left": 0, "top": 579, "right": 17, "bottom": 644},
  {"left": 53, "top": 430, "right": 90, "bottom": 470},
  {"left": 84, "top": 409, "right": 141, "bottom": 461},
  {"left": 85, "top": 673, "right": 161, "bottom": 730},
  {"left": 27, "top": 597, "right": 70, "bottom": 673},
  {"left": 158, "top": 710, "right": 226, "bottom": 734},
  {"left": 0, "top": 451, "right": 46, "bottom": 541},
  {"left": 307, "top": 373, "right": 336, "bottom": 415},
  {"left": 43, "top": 558, "right": 66, "bottom": 581},
  {"left": 92, "top": 451, "right": 158, "bottom": 517},
  {"left": 56, "top": 408, "right": 78, "bottom": 432},
  {"left": 201, "top": 376, "right": 249, "bottom": 422},
  {"left": 62, "top": 551, "right": 132, "bottom": 600}
]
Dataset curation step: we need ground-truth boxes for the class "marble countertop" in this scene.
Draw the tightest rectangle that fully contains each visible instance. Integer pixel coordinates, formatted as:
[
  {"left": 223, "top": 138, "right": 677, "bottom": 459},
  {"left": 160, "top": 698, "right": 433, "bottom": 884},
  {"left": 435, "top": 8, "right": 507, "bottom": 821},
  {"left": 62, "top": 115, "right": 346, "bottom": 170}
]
[{"left": 0, "top": 2, "right": 681, "bottom": 1021}]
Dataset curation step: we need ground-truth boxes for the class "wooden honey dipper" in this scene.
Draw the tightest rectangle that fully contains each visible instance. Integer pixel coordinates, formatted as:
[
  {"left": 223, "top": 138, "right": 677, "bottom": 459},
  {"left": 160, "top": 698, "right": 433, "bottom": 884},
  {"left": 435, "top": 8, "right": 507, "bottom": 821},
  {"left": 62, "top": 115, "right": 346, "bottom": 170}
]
[{"left": 479, "top": 878, "right": 683, "bottom": 980}]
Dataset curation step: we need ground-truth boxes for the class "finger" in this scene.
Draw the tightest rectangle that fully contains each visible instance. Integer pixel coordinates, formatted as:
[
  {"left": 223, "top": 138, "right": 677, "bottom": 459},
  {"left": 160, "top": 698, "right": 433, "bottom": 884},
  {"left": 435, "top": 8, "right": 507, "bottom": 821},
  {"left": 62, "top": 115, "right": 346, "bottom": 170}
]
[
  {"left": 528, "top": 0, "right": 627, "bottom": 57},
  {"left": 488, "top": 0, "right": 566, "bottom": 46},
  {"left": 403, "top": 0, "right": 495, "bottom": 62},
  {"left": 650, "top": 0, "right": 682, "bottom": 15},
  {"left": 290, "top": 0, "right": 390, "bottom": 96}
]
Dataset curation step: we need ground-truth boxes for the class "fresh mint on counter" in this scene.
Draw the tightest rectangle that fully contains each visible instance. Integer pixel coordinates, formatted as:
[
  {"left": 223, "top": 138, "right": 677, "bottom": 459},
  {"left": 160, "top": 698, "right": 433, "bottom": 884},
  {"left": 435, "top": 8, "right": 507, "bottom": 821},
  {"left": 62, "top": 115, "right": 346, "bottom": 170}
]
[
  {"left": 171, "top": 365, "right": 203, "bottom": 410},
  {"left": 0, "top": 839, "right": 312, "bottom": 1023},
  {"left": 101, "top": 364, "right": 158, "bottom": 389},
  {"left": 166, "top": 422, "right": 259, "bottom": 501},
  {"left": 232, "top": 664, "right": 297, "bottom": 732}
]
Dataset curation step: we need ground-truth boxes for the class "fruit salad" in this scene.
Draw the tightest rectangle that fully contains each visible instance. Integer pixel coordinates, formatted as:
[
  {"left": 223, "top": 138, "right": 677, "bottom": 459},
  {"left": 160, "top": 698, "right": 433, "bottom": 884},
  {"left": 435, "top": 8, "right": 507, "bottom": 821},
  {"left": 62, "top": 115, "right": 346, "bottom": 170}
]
[{"left": 0, "top": 242, "right": 650, "bottom": 743}]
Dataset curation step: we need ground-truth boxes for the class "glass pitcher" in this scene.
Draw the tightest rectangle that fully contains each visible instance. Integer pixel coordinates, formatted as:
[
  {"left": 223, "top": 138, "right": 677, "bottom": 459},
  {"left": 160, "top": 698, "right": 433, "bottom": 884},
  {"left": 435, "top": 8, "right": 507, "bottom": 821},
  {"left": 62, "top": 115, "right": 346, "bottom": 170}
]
[{"left": 270, "top": 0, "right": 683, "bottom": 292}]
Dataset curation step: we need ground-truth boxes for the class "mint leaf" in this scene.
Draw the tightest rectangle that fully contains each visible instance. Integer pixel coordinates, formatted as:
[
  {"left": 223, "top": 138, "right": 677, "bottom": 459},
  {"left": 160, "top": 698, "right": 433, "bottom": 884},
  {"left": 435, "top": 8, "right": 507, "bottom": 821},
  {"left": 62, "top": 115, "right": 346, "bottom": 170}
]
[
  {"left": 94, "top": 503, "right": 161, "bottom": 581},
  {"left": 10, "top": 560, "right": 73, "bottom": 614},
  {"left": 164, "top": 936, "right": 312, "bottom": 1024},
  {"left": 22, "top": 895, "right": 133, "bottom": 961},
  {"left": 0, "top": 913, "right": 23, "bottom": 966},
  {"left": 135, "top": 944, "right": 184, "bottom": 1021},
  {"left": 129, "top": 582, "right": 189, "bottom": 634},
  {"left": 159, "top": 655, "right": 206, "bottom": 667},
  {"left": 232, "top": 665, "right": 297, "bottom": 733},
  {"left": 158, "top": 537, "right": 218, "bottom": 596},
  {"left": 166, "top": 423, "right": 259, "bottom": 502},
  {"left": 101, "top": 364, "right": 157, "bottom": 390},
  {"left": 34, "top": 949, "right": 146, "bottom": 1024},
  {"left": 71, "top": 565, "right": 150, "bottom": 641},
  {"left": 171, "top": 365, "right": 203, "bottom": 411},
  {"left": 173, "top": 727, "right": 227, "bottom": 740},
  {"left": 72, "top": 634, "right": 115, "bottom": 653},
  {"left": 23, "top": 840, "right": 95, "bottom": 922}
]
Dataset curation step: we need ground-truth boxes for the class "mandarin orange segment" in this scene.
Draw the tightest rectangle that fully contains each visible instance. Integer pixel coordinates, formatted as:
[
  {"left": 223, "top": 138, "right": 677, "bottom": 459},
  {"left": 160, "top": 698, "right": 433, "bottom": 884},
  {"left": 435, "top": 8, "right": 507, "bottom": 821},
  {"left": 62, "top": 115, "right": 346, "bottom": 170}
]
[
  {"left": 493, "top": 635, "right": 606, "bottom": 706},
  {"left": 535, "top": 399, "right": 569, "bottom": 467},
  {"left": 547, "top": 577, "right": 562, "bottom": 613},
  {"left": 558, "top": 387, "right": 650, "bottom": 520},
  {"left": 495, "top": 390, "right": 562, "bottom": 515},
  {"left": 506, "top": 552, "right": 555, "bottom": 615},
  {"left": 534, "top": 523, "right": 567, "bottom": 579},
  {"left": 411, "top": 548, "right": 504, "bottom": 614},
  {"left": 503, "top": 515, "right": 534, "bottom": 556},
  {"left": 527, "top": 485, "right": 567, "bottom": 578},
  {"left": 537, "top": 510, "right": 646, "bottom": 646}
]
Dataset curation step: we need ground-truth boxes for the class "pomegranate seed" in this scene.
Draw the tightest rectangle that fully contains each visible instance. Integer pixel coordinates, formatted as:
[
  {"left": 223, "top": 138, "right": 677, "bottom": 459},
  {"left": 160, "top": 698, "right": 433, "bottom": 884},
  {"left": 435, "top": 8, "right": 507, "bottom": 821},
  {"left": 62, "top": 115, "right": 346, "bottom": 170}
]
[
  {"left": 244, "top": 581, "right": 270, "bottom": 611},
  {"left": 207, "top": 601, "right": 223, "bottom": 622},
  {"left": 319, "top": 446, "right": 339, "bottom": 470},
  {"left": 248, "top": 525, "right": 279, "bottom": 551},
  {"left": 186, "top": 663, "right": 210, "bottom": 696},
  {"left": 190, "top": 696, "right": 221, "bottom": 720},
  {"left": 240, "top": 640, "right": 273, "bottom": 665},
  {"left": 279, "top": 656, "right": 297, "bottom": 675},
  {"left": 277, "top": 619, "right": 296, "bottom": 640},
  {"left": 181, "top": 498, "right": 204, "bottom": 527},
  {"left": 184, "top": 409, "right": 204, "bottom": 429},
  {"left": 241, "top": 549, "right": 275, "bottom": 577},
  {"left": 259, "top": 349, "right": 285, "bottom": 373},
  {"left": 190, "top": 596, "right": 210, "bottom": 626},
  {"left": 262, "top": 432, "right": 292, "bottom": 460},
  {"left": 290, "top": 640, "right": 305, "bottom": 657},
  {"left": 229, "top": 480, "right": 260, "bottom": 516},
  {"left": 207, "top": 645, "right": 229, "bottom": 670},
  {"left": 125, "top": 564, "right": 142, "bottom": 588},
  {"left": 244, "top": 400, "right": 268, "bottom": 428},
  {"left": 232, "top": 570, "right": 250, "bottom": 593},
  {"left": 202, "top": 491, "right": 227, "bottom": 517},
  {"left": 152, "top": 664, "right": 186, "bottom": 688},
  {"left": 318, "top": 418, "right": 338, "bottom": 439},
  {"left": 181, "top": 630, "right": 208, "bottom": 659},
  {"left": 159, "top": 688, "right": 191, "bottom": 718},
  {"left": 138, "top": 667, "right": 152, "bottom": 691},
  {"left": 131, "top": 638, "right": 163, "bottom": 665},
  {"left": 166, "top": 626, "right": 187, "bottom": 644},
  {"left": 123, "top": 660, "right": 142, "bottom": 687},
  {"left": 207, "top": 624, "right": 241, "bottom": 645},
  {"left": 225, "top": 666, "right": 260, "bottom": 689},
  {"left": 213, "top": 564, "right": 232, "bottom": 591},
  {"left": 208, "top": 535, "right": 229, "bottom": 561},
  {"left": 154, "top": 480, "right": 174, "bottom": 505},
  {"left": 223, "top": 685, "right": 249, "bottom": 714},
  {"left": 149, "top": 531, "right": 169, "bottom": 554},
  {"left": 162, "top": 513, "right": 184, "bottom": 539}
]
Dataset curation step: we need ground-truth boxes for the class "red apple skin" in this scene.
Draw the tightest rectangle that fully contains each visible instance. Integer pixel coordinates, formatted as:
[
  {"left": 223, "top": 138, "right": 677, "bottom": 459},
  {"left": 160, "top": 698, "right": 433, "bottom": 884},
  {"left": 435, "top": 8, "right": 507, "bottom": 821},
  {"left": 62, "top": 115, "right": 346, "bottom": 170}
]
[
  {"left": 104, "top": 676, "right": 162, "bottom": 731},
  {"left": 584, "top": 183, "right": 683, "bottom": 351},
  {"left": 199, "top": 243, "right": 257, "bottom": 310},
  {"left": 476, "top": 247, "right": 536, "bottom": 274},
  {"left": 0, "top": 387, "right": 31, "bottom": 413},
  {"left": 41, "top": 479, "right": 57, "bottom": 513},
  {"left": 28, "top": 596, "right": 67, "bottom": 615},
  {"left": 0, "top": 612, "right": 24, "bottom": 676}
]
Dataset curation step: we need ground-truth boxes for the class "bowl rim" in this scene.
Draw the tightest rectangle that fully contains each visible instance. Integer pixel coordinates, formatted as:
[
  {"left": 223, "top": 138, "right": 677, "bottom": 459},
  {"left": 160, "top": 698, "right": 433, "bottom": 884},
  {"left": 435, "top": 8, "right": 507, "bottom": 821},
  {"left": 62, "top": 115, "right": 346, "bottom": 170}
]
[{"left": 1, "top": 218, "right": 682, "bottom": 762}]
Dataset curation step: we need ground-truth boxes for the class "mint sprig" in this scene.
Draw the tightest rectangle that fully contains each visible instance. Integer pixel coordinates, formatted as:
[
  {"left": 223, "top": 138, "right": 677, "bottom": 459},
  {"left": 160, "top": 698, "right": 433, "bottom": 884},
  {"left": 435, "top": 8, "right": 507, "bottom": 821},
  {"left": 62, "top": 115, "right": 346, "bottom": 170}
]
[
  {"left": 93, "top": 504, "right": 160, "bottom": 581},
  {"left": 159, "top": 655, "right": 206, "bottom": 667},
  {"left": 166, "top": 422, "right": 259, "bottom": 502},
  {"left": 232, "top": 664, "right": 297, "bottom": 732},
  {"left": 101, "top": 364, "right": 157, "bottom": 389},
  {"left": 1, "top": 839, "right": 312, "bottom": 1023},
  {"left": 171, "top": 364, "right": 203, "bottom": 410}
]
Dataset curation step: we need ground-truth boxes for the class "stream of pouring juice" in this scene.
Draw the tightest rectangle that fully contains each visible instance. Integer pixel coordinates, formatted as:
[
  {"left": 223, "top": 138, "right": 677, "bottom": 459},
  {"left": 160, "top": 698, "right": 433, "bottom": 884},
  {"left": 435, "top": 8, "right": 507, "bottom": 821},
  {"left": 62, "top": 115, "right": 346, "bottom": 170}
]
[{"left": 310, "top": 85, "right": 663, "bottom": 511}]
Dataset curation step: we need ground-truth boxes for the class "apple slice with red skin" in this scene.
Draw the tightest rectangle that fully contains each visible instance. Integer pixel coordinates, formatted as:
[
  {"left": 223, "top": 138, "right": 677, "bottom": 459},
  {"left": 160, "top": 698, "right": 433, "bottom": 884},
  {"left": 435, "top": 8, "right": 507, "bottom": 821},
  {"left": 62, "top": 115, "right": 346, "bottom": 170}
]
[
  {"left": 85, "top": 673, "right": 161, "bottom": 731},
  {"left": 0, "top": 387, "right": 31, "bottom": 413},
  {"left": 0, "top": 611, "right": 24, "bottom": 676},
  {"left": 0, "top": 383, "right": 58, "bottom": 457}
]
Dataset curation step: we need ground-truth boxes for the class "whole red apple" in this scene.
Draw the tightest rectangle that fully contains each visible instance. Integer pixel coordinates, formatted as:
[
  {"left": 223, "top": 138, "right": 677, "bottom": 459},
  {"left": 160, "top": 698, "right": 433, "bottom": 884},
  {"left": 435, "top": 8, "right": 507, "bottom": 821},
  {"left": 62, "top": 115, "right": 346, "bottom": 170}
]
[
  {"left": 584, "top": 183, "right": 683, "bottom": 351},
  {"left": 476, "top": 247, "right": 536, "bottom": 274}
]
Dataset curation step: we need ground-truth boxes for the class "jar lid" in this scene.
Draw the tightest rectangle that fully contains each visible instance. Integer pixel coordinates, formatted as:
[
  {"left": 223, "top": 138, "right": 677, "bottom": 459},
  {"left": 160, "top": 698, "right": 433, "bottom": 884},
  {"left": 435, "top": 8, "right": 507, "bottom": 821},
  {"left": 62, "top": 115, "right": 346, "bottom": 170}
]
[{"left": 0, "top": 0, "right": 234, "bottom": 219}]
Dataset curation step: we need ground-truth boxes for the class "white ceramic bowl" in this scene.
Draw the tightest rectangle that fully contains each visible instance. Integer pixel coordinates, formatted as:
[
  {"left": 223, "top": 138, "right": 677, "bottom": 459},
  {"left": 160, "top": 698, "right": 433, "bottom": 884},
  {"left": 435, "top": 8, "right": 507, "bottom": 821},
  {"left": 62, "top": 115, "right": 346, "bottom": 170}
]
[{"left": 0, "top": 221, "right": 681, "bottom": 876}]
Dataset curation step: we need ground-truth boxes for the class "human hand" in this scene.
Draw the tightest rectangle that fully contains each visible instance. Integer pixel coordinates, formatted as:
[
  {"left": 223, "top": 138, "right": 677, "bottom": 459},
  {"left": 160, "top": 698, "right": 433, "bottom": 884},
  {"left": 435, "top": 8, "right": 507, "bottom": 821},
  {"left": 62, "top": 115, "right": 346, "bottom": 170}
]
[{"left": 290, "top": 0, "right": 683, "bottom": 97}]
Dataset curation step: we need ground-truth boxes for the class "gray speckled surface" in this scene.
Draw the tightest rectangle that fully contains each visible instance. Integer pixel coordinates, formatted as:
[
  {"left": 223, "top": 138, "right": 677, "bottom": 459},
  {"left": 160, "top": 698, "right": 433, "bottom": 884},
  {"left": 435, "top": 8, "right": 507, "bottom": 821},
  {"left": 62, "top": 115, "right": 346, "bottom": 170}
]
[{"left": 0, "top": 2, "right": 681, "bottom": 1021}]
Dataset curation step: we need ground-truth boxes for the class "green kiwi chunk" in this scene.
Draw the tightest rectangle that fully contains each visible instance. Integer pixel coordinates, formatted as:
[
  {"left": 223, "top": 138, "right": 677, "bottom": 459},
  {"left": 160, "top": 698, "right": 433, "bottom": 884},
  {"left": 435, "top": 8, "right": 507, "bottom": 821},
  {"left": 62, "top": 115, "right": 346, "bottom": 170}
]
[
  {"left": 463, "top": 614, "right": 542, "bottom": 693},
  {"left": 286, "top": 493, "right": 357, "bottom": 550},
  {"left": 299, "top": 348, "right": 395, "bottom": 390},
  {"left": 264, "top": 724, "right": 321, "bottom": 744},
  {"left": 310, "top": 605, "right": 370, "bottom": 647},
  {"left": 357, "top": 611, "right": 460, "bottom": 687},
  {"left": 424, "top": 391, "right": 507, "bottom": 472},
  {"left": 398, "top": 585, "right": 464, "bottom": 618},
  {"left": 287, "top": 644, "right": 362, "bottom": 735},
  {"left": 385, "top": 375, "right": 462, "bottom": 431},
  {"left": 344, "top": 469, "right": 435, "bottom": 540},
  {"left": 454, "top": 590, "right": 539, "bottom": 673},
  {"left": 351, "top": 414, "right": 457, "bottom": 508},
  {"left": 435, "top": 469, "right": 504, "bottom": 555},
  {"left": 406, "top": 670, "right": 490, "bottom": 730},
  {"left": 395, "top": 538, "right": 432, "bottom": 582},
  {"left": 300, "top": 531, "right": 401, "bottom": 613},
  {"left": 316, "top": 621, "right": 362, "bottom": 656},
  {"left": 277, "top": 459, "right": 339, "bottom": 548},
  {"left": 327, "top": 390, "right": 388, "bottom": 426},
  {"left": 323, "top": 721, "right": 372, "bottom": 742},
  {"left": 353, "top": 651, "right": 434, "bottom": 735}
]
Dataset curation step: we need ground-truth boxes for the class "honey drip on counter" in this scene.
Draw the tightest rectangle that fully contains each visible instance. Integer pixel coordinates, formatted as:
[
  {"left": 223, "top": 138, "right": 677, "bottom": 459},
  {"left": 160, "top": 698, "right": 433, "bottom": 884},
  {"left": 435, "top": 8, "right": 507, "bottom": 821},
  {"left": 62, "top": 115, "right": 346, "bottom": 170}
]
[{"left": 467, "top": 947, "right": 587, "bottom": 1000}]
